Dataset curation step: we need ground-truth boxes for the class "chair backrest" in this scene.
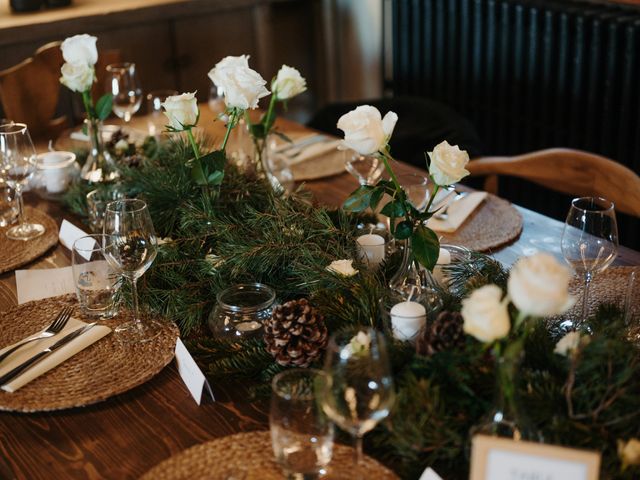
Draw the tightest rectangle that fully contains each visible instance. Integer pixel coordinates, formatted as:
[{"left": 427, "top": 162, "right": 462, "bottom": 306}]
[
  {"left": 467, "top": 148, "right": 640, "bottom": 218},
  {"left": 0, "top": 42, "right": 122, "bottom": 141}
]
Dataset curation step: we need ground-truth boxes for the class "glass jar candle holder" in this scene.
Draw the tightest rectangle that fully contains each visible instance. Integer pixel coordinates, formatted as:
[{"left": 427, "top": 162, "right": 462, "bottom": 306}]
[
  {"left": 33, "top": 150, "right": 78, "bottom": 200},
  {"left": 208, "top": 283, "right": 276, "bottom": 340},
  {"left": 432, "top": 244, "right": 473, "bottom": 295}
]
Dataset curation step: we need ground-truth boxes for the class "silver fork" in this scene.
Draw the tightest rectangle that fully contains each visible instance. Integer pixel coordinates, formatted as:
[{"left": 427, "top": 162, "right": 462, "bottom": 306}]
[
  {"left": 434, "top": 192, "right": 468, "bottom": 220},
  {"left": 0, "top": 306, "right": 72, "bottom": 365}
]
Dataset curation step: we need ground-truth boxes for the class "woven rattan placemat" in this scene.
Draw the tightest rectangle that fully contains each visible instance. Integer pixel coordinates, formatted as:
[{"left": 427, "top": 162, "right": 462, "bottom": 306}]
[
  {"left": 436, "top": 194, "right": 523, "bottom": 252},
  {"left": 0, "top": 207, "right": 58, "bottom": 274},
  {"left": 566, "top": 266, "right": 640, "bottom": 320},
  {"left": 0, "top": 294, "right": 178, "bottom": 412},
  {"left": 141, "top": 430, "right": 399, "bottom": 480}
]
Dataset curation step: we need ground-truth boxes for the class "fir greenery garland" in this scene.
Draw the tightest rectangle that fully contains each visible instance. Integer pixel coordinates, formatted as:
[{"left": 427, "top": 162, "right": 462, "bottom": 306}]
[{"left": 64, "top": 138, "right": 640, "bottom": 479}]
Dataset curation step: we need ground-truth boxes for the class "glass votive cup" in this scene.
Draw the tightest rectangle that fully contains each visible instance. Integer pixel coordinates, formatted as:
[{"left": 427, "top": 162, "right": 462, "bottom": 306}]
[
  {"left": 86, "top": 188, "right": 125, "bottom": 233},
  {"left": 432, "top": 244, "right": 473, "bottom": 294},
  {"left": 33, "top": 151, "right": 77, "bottom": 199},
  {"left": 72, "top": 234, "right": 120, "bottom": 319},
  {"left": 344, "top": 150, "right": 385, "bottom": 186},
  {"left": 208, "top": 283, "right": 276, "bottom": 340}
]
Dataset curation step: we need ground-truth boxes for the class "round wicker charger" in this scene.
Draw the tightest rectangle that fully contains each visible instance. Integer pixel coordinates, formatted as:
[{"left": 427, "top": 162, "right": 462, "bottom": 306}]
[
  {"left": 437, "top": 194, "right": 523, "bottom": 252},
  {"left": 566, "top": 266, "right": 640, "bottom": 320},
  {"left": 0, "top": 207, "right": 58, "bottom": 274},
  {"left": 0, "top": 294, "right": 178, "bottom": 412},
  {"left": 141, "top": 430, "right": 399, "bottom": 480}
]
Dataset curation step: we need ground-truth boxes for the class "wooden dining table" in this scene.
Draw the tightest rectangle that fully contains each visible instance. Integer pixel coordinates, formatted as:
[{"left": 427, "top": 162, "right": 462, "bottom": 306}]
[{"left": 0, "top": 107, "right": 639, "bottom": 479}]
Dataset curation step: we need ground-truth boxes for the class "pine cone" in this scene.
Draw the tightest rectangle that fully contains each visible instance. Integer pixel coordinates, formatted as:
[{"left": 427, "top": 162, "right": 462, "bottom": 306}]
[
  {"left": 264, "top": 298, "right": 328, "bottom": 367},
  {"left": 416, "top": 311, "right": 465, "bottom": 356}
]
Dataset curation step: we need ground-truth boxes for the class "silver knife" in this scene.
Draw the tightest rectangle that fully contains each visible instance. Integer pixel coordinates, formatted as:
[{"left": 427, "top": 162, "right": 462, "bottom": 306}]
[
  {"left": 275, "top": 134, "right": 328, "bottom": 153},
  {"left": 0, "top": 323, "right": 96, "bottom": 386}
]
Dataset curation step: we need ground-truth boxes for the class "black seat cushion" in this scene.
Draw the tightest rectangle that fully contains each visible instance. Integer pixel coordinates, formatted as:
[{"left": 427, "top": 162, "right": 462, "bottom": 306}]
[{"left": 307, "top": 96, "right": 484, "bottom": 169}]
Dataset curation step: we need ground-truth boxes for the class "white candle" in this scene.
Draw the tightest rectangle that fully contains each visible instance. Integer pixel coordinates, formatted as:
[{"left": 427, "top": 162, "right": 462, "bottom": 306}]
[
  {"left": 37, "top": 151, "right": 75, "bottom": 193},
  {"left": 356, "top": 233, "right": 385, "bottom": 268},
  {"left": 433, "top": 247, "right": 452, "bottom": 286},
  {"left": 390, "top": 300, "right": 427, "bottom": 341}
]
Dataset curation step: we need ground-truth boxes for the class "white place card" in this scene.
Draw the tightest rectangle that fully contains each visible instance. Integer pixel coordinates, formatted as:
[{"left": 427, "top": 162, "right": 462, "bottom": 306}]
[
  {"left": 15, "top": 267, "right": 75, "bottom": 304},
  {"left": 470, "top": 435, "right": 601, "bottom": 480},
  {"left": 419, "top": 467, "right": 444, "bottom": 480},
  {"left": 59, "top": 220, "right": 91, "bottom": 258},
  {"left": 175, "top": 338, "right": 214, "bottom": 405}
]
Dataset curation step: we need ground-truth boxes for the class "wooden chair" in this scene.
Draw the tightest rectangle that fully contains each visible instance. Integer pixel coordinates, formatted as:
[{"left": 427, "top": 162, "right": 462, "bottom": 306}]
[
  {"left": 0, "top": 41, "right": 121, "bottom": 142},
  {"left": 467, "top": 148, "right": 640, "bottom": 217}
]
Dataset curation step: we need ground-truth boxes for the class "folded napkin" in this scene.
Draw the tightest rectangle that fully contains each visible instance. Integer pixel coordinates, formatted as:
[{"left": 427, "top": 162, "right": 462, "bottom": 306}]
[
  {"left": 277, "top": 138, "right": 343, "bottom": 166},
  {"left": 427, "top": 191, "right": 488, "bottom": 233},
  {"left": 0, "top": 317, "right": 111, "bottom": 392}
]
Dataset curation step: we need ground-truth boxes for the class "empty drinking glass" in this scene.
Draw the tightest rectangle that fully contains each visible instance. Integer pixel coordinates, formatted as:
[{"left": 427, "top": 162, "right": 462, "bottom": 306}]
[
  {"left": 86, "top": 187, "right": 125, "bottom": 233},
  {"left": 344, "top": 151, "right": 385, "bottom": 186},
  {"left": 398, "top": 173, "right": 429, "bottom": 212},
  {"left": 146, "top": 89, "right": 178, "bottom": 136},
  {"left": 72, "top": 234, "right": 120, "bottom": 318},
  {"left": 561, "top": 196, "right": 619, "bottom": 327},
  {"left": 271, "top": 368, "right": 334, "bottom": 479},
  {"left": 106, "top": 63, "right": 143, "bottom": 123}
]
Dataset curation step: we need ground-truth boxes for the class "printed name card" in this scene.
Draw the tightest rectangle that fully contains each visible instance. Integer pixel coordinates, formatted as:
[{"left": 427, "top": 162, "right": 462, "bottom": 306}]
[
  {"left": 15, "top": 267, "right": 76, "bottom": 304},
  {"left": 175, "top": 338, "right": 214, "bottom": 405},
  {"left": 470, "top": 435, "right": 601, "bottom": 480},
  {"left": 59, "top": 220, "right": 91, "bottom": 257},
  {"left": 419, "top": 467, "right": 444, "bottom": 480}
]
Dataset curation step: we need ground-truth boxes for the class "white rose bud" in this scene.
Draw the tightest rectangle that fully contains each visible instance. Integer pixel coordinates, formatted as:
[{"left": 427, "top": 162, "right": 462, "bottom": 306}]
[
  {"left": 337, "top": 105, "right": 398, "bottom": 156},
  {"left": 59, "top": 61, "right": 95, "bottom": 93},
  {"left": 272, "top": 65, "right": 307, "bottom": 100},
  {"left": 326, "top": 259, "right": 359, "bottom": 277},
  {"left": 208, "top": 56, "right": 269, "bottom": 110},
  {"left": 618, "top": 438, "right": 640, "bottom": 468},
  {"left": 461, "top": 284, "right": 510, "bottom": 343},
  {"left": 161, "top": 92, "right": 199, "bottom": 130},
  {"left": 508, "top": 253, "right": 574, "bottom": 318},
  {"left": 61, "top": 34, "right": 98, "bottom": 65},
  {"left": 553, "top": 331, "right": 588, "bottom": 357},
  {"left": 427, "top": 140, "right": 470, "bottom": 186}
]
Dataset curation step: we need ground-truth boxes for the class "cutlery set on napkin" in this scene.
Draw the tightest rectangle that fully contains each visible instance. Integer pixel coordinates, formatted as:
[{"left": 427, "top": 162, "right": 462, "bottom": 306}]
[
  {"left": 0, "top": 311, "right": 111, "bottom": 392},
  {"left": 428, "top": 191, "right": 489, "bottom": 232}
]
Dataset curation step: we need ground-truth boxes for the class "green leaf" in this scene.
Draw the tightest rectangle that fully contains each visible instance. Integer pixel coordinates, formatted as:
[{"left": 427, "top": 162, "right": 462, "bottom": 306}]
[
  {"left": 249, "top": 123, "right": 266, "bottom": 139},
  {"left": 380, "top": 199, "right": 407, "bottom": 218},
  {"left": 343, "top": 185, "right": 374, "bottom": 212},
  {"left": 200, "top": 150, "right": 226, "bottom": 173},
  {"left": 95, "top": 93, "right": 113, "bottom": 121},
  {"left": 369, "top": 186, "right": 386, "bottom": 211},
  {"left": 411, "top": 224, "right": 440, "bottom": 271},
  {"left": 394, "top": 220, "right": 413, "bottom": 240},
  {"left": 207, "top": 170, "right": 225, "bottom": 185},
  {"left": 190, "top": 158, "right": 207, "bottom": 186}
]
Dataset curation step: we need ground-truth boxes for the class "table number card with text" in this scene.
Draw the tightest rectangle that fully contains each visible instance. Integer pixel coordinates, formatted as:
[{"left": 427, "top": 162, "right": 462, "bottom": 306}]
[{"left": 470, "top": 435, "right": 601, "bottom": 480}]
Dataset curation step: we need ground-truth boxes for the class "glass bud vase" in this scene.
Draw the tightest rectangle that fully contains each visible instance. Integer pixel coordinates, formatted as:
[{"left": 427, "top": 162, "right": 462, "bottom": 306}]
[
  {"left": 253, "top": 135, "right": 294, "bottom": 193},
  {"left": 471, "top": 352, "right": 541, "bottom": 441},
  {"left": 80, "top": 118, "right": 119, "bottom": 183},
  {"left": 388, "top": 238, "right": 443, "bottom": 311}
]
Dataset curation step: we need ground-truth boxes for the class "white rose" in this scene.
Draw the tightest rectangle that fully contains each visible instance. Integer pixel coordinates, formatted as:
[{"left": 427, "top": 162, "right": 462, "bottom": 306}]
[
  {"left": 461, "top": 284, "right": 510, "bottom": 343},
  {"left": 508, "top": 253, "right": 574, "bottom": 317},
  {"left": 326, "top": 259, "right": 359, "bottom": 277},
  {"left": 427, "top": 140, "right": 470, "bottom": 186},
  {"left": 337, "top": 105, "right": 398, "bottom": 156},
  {"left": 272, "top": 65, "right": 307, "bottom": 100},
  {"left": 553, "top": 331, "right": 585, "bottom": 356},
  {"left": 60, "top": 61, "right": 95, "bottom": 93},
  {"left": 161, "top": 92, "right": 199, "bottom": 130},
  {"left": 61, "top": 34, "right": 98, "bottom": 65},
  {"left": 208, "top": 56, "right": 269, "bottom": 110},
  {"left": 618, "top": 438, "right": 640, "bottom": 468}
]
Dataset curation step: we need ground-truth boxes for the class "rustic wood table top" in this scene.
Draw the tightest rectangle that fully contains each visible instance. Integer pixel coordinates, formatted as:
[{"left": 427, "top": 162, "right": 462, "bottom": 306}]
[{"left": 1, "top": 107, "right": 638, "bottom": 479}]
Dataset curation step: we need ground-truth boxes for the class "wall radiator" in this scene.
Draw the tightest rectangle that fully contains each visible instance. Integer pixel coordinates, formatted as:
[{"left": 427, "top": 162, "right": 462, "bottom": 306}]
[{"left": 391, "top": 0, "right": 640, "bottom": 247}]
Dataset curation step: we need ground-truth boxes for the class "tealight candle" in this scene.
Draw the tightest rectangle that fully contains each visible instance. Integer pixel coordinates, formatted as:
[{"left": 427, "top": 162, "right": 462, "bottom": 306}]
[
  {"left": 433, "top": 247, "right": 452, "bottom": 286},
  {"left": 356, "top": 233, "right": 385, "bottom": 268},
  {"left": 390, "top": 300, "right": 427, "bottom": 341},
  {"left": 36, "top": 151, "right": 76, "bottom": 194}
]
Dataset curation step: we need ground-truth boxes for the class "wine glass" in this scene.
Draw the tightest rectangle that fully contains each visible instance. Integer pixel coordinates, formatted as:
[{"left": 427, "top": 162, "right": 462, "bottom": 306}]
[
  {"left": 561, "top": 196, "right": 619, "bottom": 327},
  {"left": 106, "top": 63, "right": 143, "bottom": 123},
  {"left": 0, "top": 123, "right": 45, "bottom": 240},
  {"left": 320, "top": 328, "right": 395, "bottom": 473},
  {"left": 270, "top": 369, "right": 334, "bottom": 479},
  {"left": 103, "top": 199, "right": 159, "bottom": 340}
]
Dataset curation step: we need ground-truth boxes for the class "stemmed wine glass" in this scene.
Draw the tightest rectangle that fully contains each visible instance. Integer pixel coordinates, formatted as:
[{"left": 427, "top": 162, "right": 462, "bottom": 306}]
[
  {"left": 103, "top": 199, "right": 159, "bottom": 341},
  {"left": 106, "top": 63, "right": 143, "bottom": 123},
  {"left": 0, "top": 123, "right": 45, "bottom": 240},
  {"left": 319, "top": 328, "right": 395, "bottom": 474},
  {"left": 561, "top": 196, "right": 619, "bottom": 327}
]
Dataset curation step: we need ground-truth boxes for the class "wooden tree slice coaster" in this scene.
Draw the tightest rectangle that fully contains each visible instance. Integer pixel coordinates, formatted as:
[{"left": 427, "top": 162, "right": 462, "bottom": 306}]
[
  {"left": 141, "top": 430, "right": 399, "bottom": 480},
  {"left": 0, "top": 294, "right": 178, "bottom": 412},
  {"left": 0, "top": 207, "right": 59, "bottom": 274}
]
